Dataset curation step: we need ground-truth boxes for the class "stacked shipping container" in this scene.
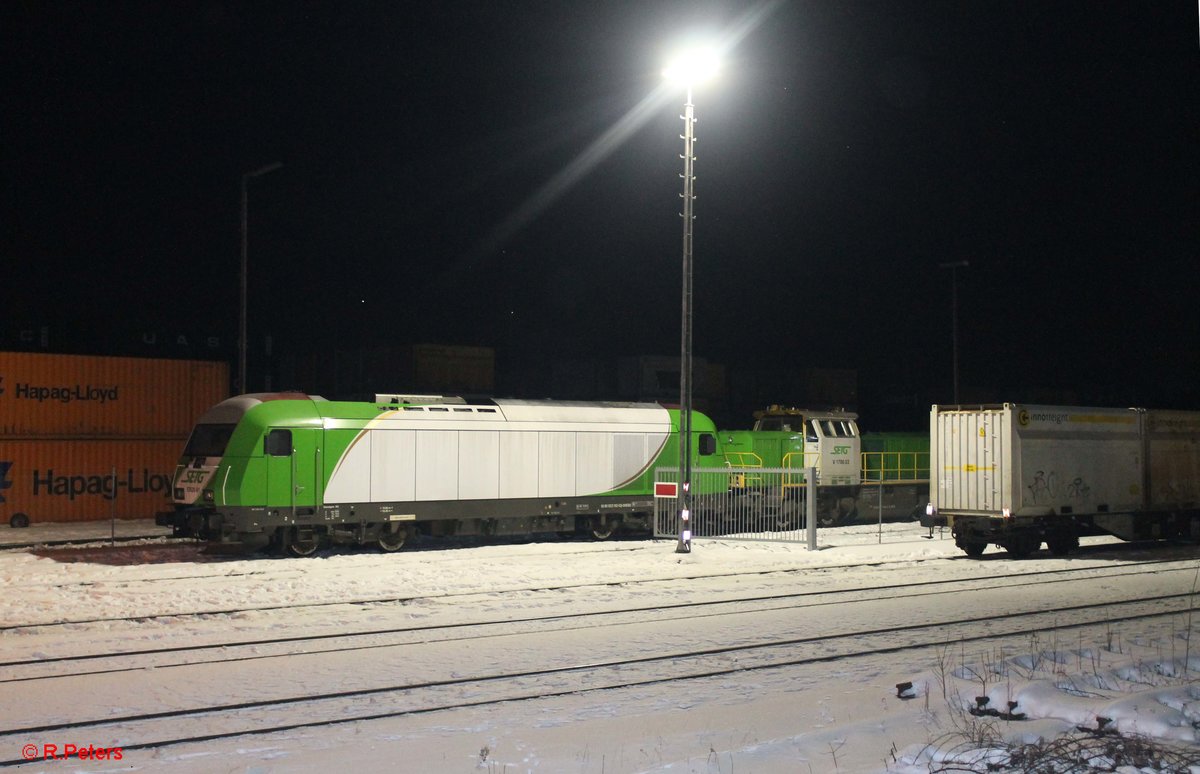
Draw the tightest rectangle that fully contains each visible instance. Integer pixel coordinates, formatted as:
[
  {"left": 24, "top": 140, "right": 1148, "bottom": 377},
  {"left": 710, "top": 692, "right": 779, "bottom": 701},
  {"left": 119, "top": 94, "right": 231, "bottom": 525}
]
[{"left": 0, "top": 353, "right": 227, "bottom": 524}]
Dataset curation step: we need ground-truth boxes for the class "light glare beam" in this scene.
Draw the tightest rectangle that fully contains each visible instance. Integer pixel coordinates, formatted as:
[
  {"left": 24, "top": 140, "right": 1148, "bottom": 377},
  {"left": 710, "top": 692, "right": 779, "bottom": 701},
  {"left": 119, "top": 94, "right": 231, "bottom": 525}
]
[
  {"left": 468, "top": 84, "right": 676, "bottom": 265},
  {"left": 462, "top": 0, "right": 784, "bottom": 269}
]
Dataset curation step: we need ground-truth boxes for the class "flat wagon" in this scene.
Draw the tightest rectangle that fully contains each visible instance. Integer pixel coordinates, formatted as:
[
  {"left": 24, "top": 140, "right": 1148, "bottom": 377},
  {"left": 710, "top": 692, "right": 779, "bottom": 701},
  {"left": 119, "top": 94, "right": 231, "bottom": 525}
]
[{"left": 926, "top": 404, "right": 1200, "bottom": 557}]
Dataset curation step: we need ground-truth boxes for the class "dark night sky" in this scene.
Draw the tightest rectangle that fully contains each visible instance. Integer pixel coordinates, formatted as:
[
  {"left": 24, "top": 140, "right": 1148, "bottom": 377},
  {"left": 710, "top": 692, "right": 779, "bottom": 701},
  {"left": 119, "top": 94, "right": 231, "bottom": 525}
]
[{"left": 2, "top": 1, "right": 1197, "bottom": 423}]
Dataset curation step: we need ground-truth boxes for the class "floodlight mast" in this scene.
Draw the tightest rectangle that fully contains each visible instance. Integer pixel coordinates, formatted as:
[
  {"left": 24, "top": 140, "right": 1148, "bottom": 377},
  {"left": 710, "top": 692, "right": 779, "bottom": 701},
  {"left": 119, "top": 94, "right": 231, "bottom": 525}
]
[
  {"left": 239, "top": 161, "right": 283, "bottom": 395},
  {"left": 677, "top": 85, "right": 696, "bottom": 555},
  {"left": 664, "top": 48, "right": 718, "bottom": 555}
]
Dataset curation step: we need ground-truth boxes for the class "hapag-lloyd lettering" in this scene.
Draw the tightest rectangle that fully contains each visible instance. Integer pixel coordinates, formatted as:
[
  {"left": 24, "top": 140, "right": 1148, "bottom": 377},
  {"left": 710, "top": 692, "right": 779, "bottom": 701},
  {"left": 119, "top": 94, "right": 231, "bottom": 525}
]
[
  {"left": 13, "top": 383, "right": 120, "bottom": 404},
  {"left": 31, "top": 468, "right": 172, "bottom": 501}
]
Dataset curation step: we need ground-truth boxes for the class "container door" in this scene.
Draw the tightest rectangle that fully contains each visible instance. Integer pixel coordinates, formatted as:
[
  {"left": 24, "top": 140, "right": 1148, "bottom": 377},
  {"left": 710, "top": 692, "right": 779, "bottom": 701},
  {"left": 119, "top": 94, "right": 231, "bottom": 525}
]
[
  {"left": 937, "top": 408, "right": 1005, "bottom": 512},
  {"left": 264, "top": 428, "right": 321, "bottom": 517}
]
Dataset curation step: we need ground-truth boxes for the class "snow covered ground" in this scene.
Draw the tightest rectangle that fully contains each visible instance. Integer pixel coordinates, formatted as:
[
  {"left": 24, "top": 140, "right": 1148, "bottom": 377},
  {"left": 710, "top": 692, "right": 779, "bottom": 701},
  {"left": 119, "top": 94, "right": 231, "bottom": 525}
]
[{"left": 2, "top": 520, "right": 1200, "bottom": 773}]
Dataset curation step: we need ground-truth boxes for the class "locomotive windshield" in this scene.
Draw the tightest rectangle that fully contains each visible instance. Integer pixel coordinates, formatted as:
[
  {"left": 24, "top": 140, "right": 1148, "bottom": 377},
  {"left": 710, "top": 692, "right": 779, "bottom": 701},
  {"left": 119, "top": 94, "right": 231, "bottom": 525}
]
[
  {"left": 757, "top": 418, "right": 800, "bottom": 432},
  {"left": 183, "top": 423, "right": 237, "bottom": 457}
]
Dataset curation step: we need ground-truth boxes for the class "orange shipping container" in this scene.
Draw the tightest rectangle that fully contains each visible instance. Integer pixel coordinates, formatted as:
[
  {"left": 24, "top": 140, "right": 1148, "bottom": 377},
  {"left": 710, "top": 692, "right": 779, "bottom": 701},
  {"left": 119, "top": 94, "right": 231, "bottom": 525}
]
[
  {"left": 0, "top": 439, "right": 182, "bottom": 524},
  {"left": 0, "top": 353, "right": 227, "bottom": 439}
]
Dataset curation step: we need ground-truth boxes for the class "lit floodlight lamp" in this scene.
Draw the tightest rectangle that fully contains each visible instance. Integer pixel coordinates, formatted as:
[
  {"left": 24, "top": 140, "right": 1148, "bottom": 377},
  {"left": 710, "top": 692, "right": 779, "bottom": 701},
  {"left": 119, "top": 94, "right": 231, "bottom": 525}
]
[{"left": 662, "top": 47, "right": 721, "bottom": 86}]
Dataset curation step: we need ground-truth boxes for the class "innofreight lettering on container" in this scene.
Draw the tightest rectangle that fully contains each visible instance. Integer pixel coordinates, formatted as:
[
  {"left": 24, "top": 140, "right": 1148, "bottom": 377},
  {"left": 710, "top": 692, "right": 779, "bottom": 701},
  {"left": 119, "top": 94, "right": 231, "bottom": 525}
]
[
  {"left": 0, "top": 352, "right": 227, "bottom": 438},
  {"left": 0, "top": 439, "right": 180, "bottom": 523}
]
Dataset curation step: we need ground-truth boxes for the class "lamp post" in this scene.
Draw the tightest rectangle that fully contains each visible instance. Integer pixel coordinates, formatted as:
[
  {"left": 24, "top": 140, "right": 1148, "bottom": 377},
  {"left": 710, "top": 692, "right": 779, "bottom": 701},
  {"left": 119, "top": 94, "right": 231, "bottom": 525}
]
[
  {"left": 938, "top": 260, "right": 968, "bottom": 404},
  {"left": 239, "top": 161, "right": 283, "bottom": 395},
  {"left": 664, "top": 49, "right": 718, "bottom": 555}
]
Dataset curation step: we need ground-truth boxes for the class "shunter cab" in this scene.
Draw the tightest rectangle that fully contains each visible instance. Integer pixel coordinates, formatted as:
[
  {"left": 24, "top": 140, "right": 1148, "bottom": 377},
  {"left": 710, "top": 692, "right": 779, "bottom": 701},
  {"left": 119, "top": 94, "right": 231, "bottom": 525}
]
[{"left": 723, "top": 405, "right": 862, "bottom": 485}]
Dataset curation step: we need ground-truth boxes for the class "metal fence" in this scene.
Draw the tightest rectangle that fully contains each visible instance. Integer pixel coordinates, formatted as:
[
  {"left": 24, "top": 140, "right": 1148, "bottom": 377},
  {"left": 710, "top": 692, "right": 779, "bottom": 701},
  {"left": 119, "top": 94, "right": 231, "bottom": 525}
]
[
  {"left": 653, "top": 466, "right": 816, "bottom": 544},
  {"left": 652, "top": 466, "right": 929, "bottom": 545}
]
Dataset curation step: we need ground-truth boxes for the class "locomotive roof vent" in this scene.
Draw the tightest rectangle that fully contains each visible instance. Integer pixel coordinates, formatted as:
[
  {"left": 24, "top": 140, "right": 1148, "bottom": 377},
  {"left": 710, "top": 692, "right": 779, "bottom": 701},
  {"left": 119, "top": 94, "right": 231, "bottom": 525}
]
[{"left": 375, "top": 394, "right": 466, "bottom": 406}]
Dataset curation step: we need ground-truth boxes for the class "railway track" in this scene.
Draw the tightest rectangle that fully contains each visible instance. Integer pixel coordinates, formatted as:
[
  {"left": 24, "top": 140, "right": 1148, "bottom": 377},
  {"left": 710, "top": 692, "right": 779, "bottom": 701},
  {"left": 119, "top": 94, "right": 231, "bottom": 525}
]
[
  {"left": 0, "top": 534, "right": 187, "bottom": 553},
  {"left": 4, "top": 541, "right": 1197, "bottom": 634},
  {"left": 2, "top": 557, "right": 1198, "bottom": 682},
  {"left": 7, "top": 536, "right": 662, "bottom": 589},
  {"left": 0, "top": 588, "right": 1194, "bottom": 767}
]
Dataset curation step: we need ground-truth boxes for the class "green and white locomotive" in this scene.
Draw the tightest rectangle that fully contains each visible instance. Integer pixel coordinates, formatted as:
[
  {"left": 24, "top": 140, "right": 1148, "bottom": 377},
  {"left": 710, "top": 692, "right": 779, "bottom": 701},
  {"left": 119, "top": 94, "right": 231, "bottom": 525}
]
[{"left": 158, "top": 392, "right": 720, "bottom": 554}]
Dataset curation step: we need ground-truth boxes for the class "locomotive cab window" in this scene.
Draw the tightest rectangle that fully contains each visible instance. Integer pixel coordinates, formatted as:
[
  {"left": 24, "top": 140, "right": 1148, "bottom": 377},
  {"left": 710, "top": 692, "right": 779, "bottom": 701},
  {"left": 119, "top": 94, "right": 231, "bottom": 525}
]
[
  {"left": 699, "top": 433, "right": 717, "bottom": 456},
  {"left": 265, "top": 429, "right": 293, "bottom": 457},
  {"left": 183, "top": 424, "right": 237, "bottom": 457}
]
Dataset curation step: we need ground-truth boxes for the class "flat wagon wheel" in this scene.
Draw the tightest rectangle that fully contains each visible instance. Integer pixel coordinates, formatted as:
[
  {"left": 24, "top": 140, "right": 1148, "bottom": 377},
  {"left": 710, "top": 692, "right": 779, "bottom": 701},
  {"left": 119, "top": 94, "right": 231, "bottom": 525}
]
[
  {"left": 377, "top": 523, "right": 407, "bottom": 552},
  {"left": 286, "top": 527, "right": 321, "bottom": 557},
  {"left": 961, "top": 541, "right": 987, "bottom": 558},
  {"left": 1046, "top": 534, "right": 1078, "bottom": 556},
  {"left": 1005, "top": 535, "right": 1040, "bottom": 559}
]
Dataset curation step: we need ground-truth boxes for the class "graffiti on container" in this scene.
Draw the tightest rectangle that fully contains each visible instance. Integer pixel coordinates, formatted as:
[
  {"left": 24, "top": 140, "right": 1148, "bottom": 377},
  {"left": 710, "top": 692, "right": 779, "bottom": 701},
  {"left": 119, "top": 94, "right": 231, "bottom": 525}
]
[
  {"left": 1027, "top": 471, "right": 1090, "bottom": 503},
  {"left": 1027, "top": 470, "right": 1055, "bottom": 503},
  {"left": 30, "top": 468, "right": 172, "bottom": 501},
  {"left": 1066, "top": 477, "right": 1091, "bottom": 499},
  {"left": 1163, "top": 479, "right": 1198, "bottom": 502}
]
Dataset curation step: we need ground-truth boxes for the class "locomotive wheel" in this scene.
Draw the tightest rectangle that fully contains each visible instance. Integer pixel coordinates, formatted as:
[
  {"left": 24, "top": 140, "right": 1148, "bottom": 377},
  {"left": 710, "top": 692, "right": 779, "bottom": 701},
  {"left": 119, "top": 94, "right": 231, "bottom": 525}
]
[
  {"left": 815, "top": 494, "right": 842, "bottom": 528},
  {"left": 817, "top": 510, "right": 840, "bottom": 528},
  {"left": 775, "top": 501, "right": 800, "bottom": 531},
  {"left": 286, "top": 528, "right": 320, "bottom": 557},
  {"left": 591, "top": 516, "right": 618, "bottom": 540},
  {"left": 377, "top": 523, "right": 407, "bottom": 552}
]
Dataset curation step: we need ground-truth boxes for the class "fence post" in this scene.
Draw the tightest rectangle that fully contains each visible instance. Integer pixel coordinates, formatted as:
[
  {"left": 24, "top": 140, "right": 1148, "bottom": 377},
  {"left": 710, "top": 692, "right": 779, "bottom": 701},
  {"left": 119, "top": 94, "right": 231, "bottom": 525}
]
[
  {"left": 878, "top": 474, "right": 884, "bottom": 544},
  {"left": 806, "top": 466, "right": 817, "bottom": 550}
]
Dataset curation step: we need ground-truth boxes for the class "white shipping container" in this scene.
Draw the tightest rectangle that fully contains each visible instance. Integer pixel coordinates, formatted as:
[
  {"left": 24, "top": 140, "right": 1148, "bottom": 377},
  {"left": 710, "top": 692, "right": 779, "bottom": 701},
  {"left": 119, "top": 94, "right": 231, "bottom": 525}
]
[
  {"left": 930, "top": 404, "right": 1200, "bottom": 556},
  {"left": 931, "top": 404, "right": 1145, "bottom": 518}
]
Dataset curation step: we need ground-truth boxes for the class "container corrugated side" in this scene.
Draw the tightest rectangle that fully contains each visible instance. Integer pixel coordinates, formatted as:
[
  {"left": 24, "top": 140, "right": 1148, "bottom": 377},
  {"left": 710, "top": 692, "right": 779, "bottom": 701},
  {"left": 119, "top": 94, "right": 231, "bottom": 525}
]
[
  {"left": 0, "top": 352, "right": 227, "bottom": 438},
  {"left": 0, "top": 439, "right": 180, "bottom": 523},
  {"left": 1145, "top": 410, "right": 1200, "bottom": 510}
]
